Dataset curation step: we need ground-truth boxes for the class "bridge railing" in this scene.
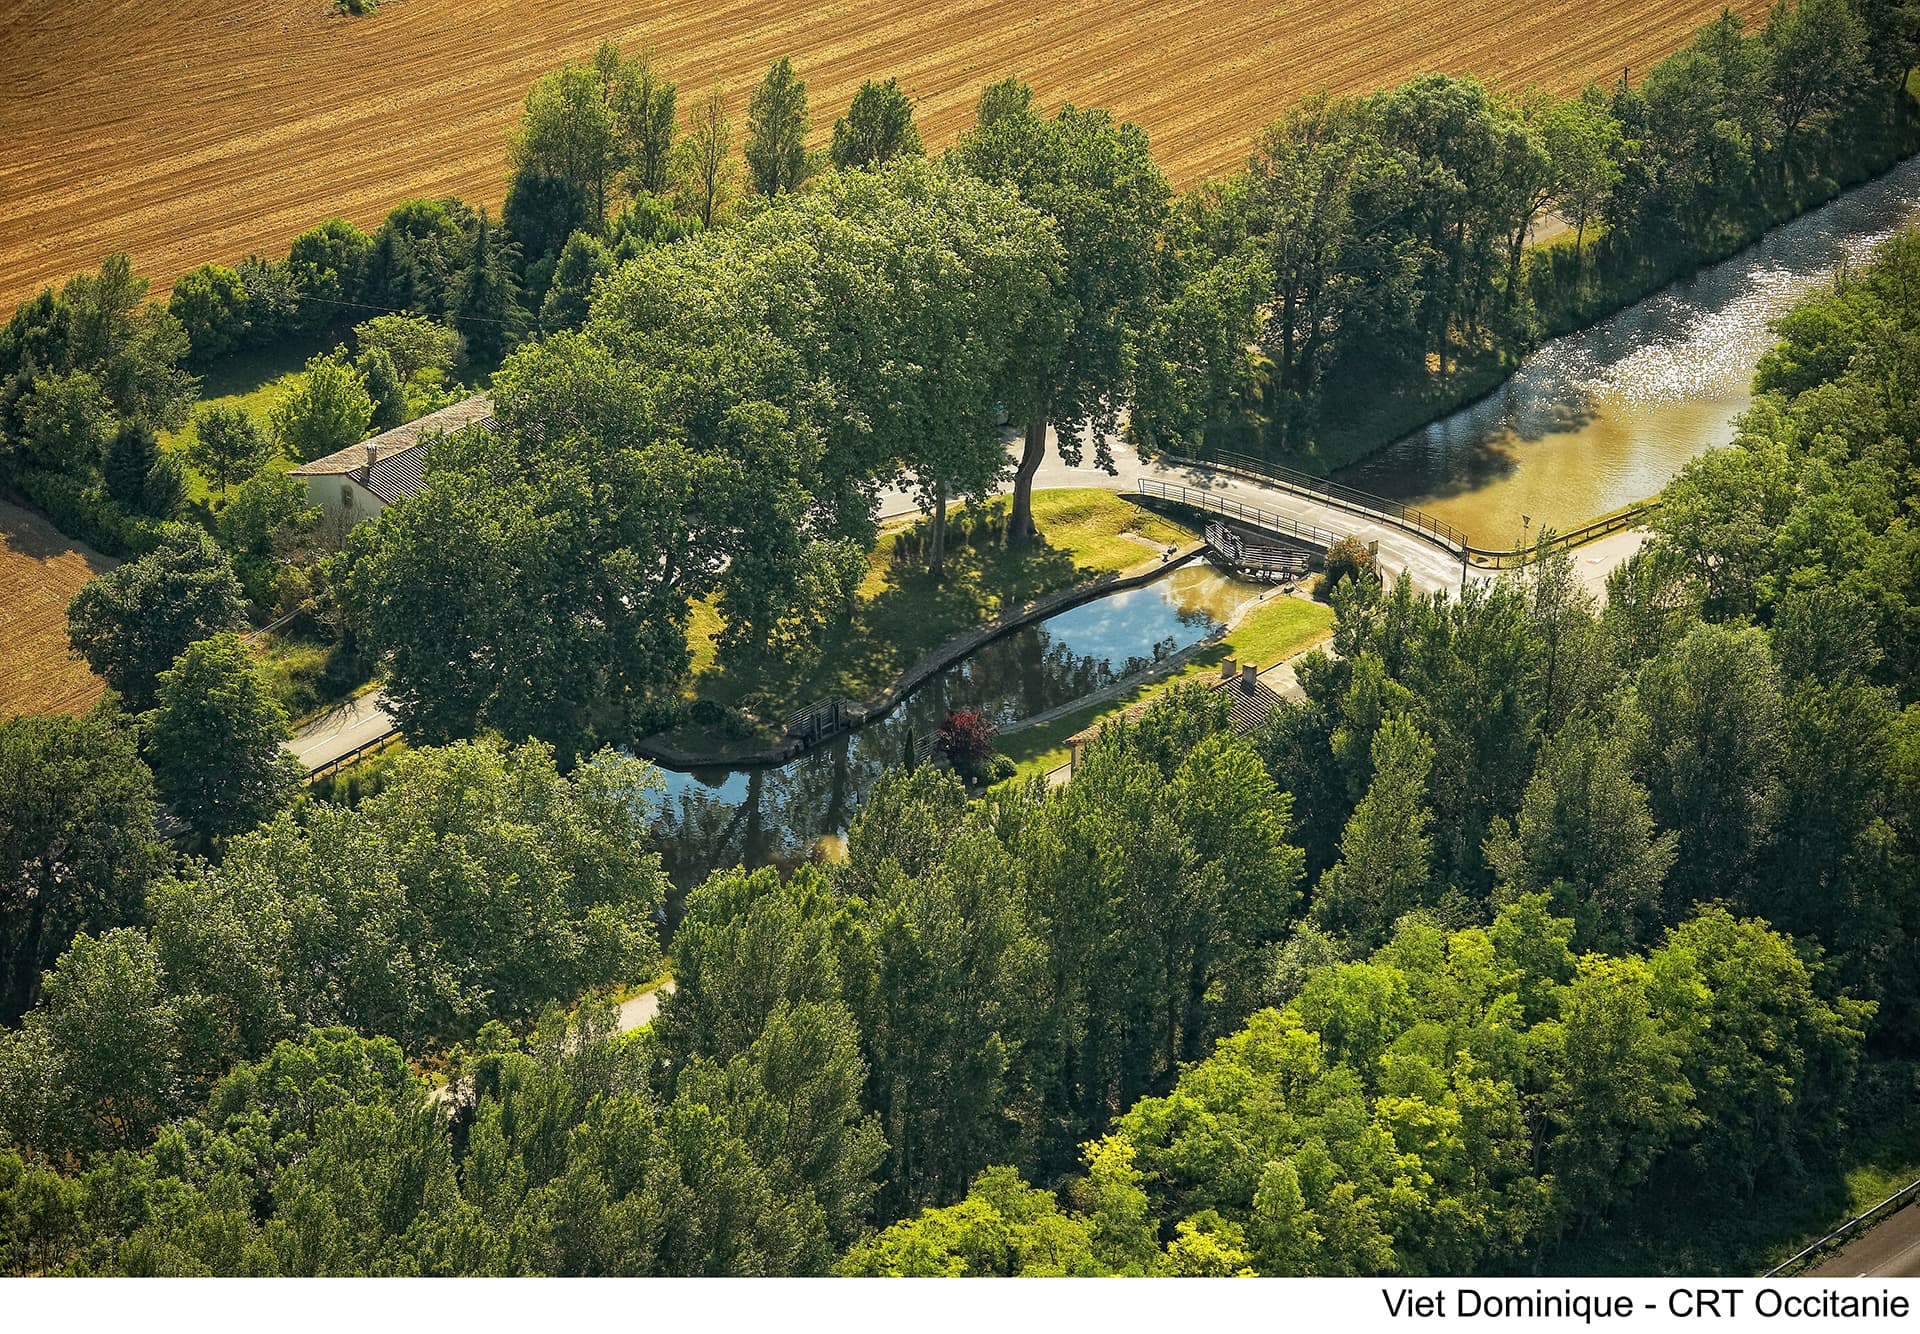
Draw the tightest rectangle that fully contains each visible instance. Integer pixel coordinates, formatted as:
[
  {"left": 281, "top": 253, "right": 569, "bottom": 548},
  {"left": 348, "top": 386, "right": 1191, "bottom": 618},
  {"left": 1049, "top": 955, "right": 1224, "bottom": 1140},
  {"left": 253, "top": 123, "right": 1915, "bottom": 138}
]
[
  {"left": 1138, "top": 479, "right": 1343, "bottom": 550},
  {"left": 1460, "top": 501, "right": 1661, "bottom": 569},
  {"left": 1174, "top": 447, "right": 1659, "bottom": 568},
  {"left": 1183, "top": 448, "right": 1472, "bottom": 555}
]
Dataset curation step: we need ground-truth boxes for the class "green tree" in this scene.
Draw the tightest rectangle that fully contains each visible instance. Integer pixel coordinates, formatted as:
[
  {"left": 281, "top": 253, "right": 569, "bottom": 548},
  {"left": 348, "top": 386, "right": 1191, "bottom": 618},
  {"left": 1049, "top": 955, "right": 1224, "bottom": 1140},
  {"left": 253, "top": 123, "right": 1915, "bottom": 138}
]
[
  {"left": 1530, "top": 951, "right": 1697, "bottom": 1228},
  {"left": 744, "top": 58, "right": 814, "bottom": 197},
  {"left": 66, "top": 524, "right": 247, "bottom": 708},
  {"left": 1486, "top": 721, "right": 1677, "bottom": 950},
  {"left": 502, "top": 168, "right": 588, "bottom": 271},
  {"left": 357, "top": 345, "right": 407, "bottom": 432},
  {"left": 830, "top": 78, "right": 923, "bottom": 170},
  {"left": 54, "top": 253, "right": 198, "bottom": 429},
  {"left": 270, "top": 351, "right": 373, "bottom": 463},
  {"left": 1542, "top": 83, "right": 1624, "bottom": 250},
  {"left": 1310, "top": 713, "right": 1435, "bottom": 951},
  {"left": 837, "top": 1166, "right": 1108, "bottom": 1276},
  {"left": 841, "top": 777, "right": 1042, "bottom": 1212},
  {"left": 540, "top": 231, "right": 612, "bottom": 332},
  {"left": 167, "top": 264, "right": 250, "bottom": 362},
  {"left": 352, "top": 312, "right": 462, "bottom": 386},
  {"left": 284, "top": 219, "right": 372, "bottom": 332},
  {"left": 184, "top": 402, "right": 271, "bottom": 497},
  {"left": 0, "top": 1148, "right": 84, "bottom": 1275},
  {"left": 1764, "top": 0, "right": 1870, "bottom": 177},
  {"left": 1654, "top": 906, "right": 1870, "bottom": 1195},
  {"left": 0, "top": 929, "right": 188, "bottom": 1159},
  {"left": 673, "top": 998, "right": 886, "bottom": 1259},
  {"left": 1627, "top": 622, "right": 1784, "bottom": 914},
  {"left": 451, "top": 208, "right": 523, "bottom": 371},
  {"left": 215, "top": 472, "right": 319, "bottom": 559},
  {"left": 612, "top": 46, "right": 679, "bottom": 196},
  {"left": 102, "top": 417, "right": 169, "bottom": 513},
  {"left": 15, "top": 370, "right": 113, "bottom": 477},
  {"left": 513, "top": 61, "right": 622, "bottom": 230},
  {"left": 145, "top": 633, "right": 303, "bottom": 844},
  {"left": 957, "top": 86, "right": 1171, "bottom": 541},
  {"left": 675, "top": 83, "right": 739, "bottom": 229},
  {"left": 152, "top": 740, "right": 665, "bottom": 1053},
  {"left": 0, "top": 712, "right": 164, "bottom": 1025}
]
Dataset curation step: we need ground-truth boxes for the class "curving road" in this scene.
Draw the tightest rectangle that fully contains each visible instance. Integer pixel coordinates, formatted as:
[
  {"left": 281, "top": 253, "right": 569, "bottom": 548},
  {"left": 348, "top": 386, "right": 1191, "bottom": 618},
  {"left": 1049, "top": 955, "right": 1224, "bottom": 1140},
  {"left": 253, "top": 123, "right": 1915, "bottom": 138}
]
[{"left": 877, "top": 432, "right": 1481, "bottom": 596}]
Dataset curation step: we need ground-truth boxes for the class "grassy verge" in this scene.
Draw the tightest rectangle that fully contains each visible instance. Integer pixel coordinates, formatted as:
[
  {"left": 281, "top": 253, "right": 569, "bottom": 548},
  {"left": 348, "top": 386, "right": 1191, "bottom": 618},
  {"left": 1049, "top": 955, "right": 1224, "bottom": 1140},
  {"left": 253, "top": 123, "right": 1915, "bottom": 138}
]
[
  {"left": 260, "top": 634, "right": 374, "bottom": 725},
  {"left": 658, "top": 489, "right": 1199, "bottom": 751},
  {"left": 997, "top": 593, "right": 1335, "bottom": 779}
]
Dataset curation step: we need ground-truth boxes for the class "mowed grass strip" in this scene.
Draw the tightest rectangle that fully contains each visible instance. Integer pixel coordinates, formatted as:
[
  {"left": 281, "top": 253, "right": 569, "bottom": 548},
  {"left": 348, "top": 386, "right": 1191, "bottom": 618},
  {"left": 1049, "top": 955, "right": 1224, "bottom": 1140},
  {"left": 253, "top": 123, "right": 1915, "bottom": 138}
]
[
  {"left": 0, "top": 501, "right": 115, "bottom": 719},
  {"left": 997, "top": 591, "right": 1335, "bottom": 778}
]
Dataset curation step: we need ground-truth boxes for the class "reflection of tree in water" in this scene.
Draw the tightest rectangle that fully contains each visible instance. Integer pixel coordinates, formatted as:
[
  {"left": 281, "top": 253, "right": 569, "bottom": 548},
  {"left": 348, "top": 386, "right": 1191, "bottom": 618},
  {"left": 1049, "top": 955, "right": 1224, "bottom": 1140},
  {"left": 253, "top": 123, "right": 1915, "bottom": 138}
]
[{"left": 650, "top": 587, "right": 1219, "bottom": 901}]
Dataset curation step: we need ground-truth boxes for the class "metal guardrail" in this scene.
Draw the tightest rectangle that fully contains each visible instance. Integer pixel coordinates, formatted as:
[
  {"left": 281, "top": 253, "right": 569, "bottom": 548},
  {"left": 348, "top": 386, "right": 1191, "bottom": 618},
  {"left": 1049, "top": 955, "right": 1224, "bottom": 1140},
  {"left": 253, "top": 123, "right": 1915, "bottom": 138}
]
[
  {"left": 1205, "top": 520, "right": 1311, "bottom": 580},
  {"left": 303, "top": 729, "right": 401, "bottom": 785},
  {"left": 784, "top": 697, "right": 857, "bottom": 742},
  {"left": 1138, "top": 479, "right": 1344, "bottom": 550},
  {"left": 1461, "top": 502, "right": 1661, "bottom": 569},
  {"left": 1763, "top": 1175, "right": 1920, "bottom": 1278}
]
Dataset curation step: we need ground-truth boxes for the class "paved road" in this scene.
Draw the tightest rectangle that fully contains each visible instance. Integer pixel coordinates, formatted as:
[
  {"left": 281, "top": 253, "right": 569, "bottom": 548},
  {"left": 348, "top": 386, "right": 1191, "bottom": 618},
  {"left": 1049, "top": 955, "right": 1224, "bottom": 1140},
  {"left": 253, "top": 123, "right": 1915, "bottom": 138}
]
[
  {"left": 287, "top": 689, "right": 396, "bottom": 772},
  {"left": 879, "top": 432, "right": 1478, "bottom": 596},
  {"left": 1808, "top": 1206, "right": 1920, "bottom": 1277},
  {"left": 617, "top": 979, "right": 675, "bottom": 1032}
]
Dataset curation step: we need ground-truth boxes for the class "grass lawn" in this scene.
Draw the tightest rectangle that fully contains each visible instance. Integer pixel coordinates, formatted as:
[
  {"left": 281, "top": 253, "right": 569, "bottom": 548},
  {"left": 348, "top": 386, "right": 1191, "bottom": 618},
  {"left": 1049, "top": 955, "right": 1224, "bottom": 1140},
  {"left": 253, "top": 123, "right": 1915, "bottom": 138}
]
[
  {"left": 997, "top": 592, "right": 1335, "bottom": 778},
  {"left": 159, "top": 334, "right": 336, "bottom": 505},
  {"left": 662, "top": 489, "right": 1199, "bottom": 749}
]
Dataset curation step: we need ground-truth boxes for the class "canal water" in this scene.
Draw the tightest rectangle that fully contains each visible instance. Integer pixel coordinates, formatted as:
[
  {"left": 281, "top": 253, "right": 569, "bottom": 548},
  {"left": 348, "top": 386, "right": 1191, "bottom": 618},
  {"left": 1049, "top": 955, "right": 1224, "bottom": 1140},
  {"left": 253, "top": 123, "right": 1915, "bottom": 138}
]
[
  {"left": 1339, "top": 156, "right": 1920, "bottom": 547},
  {"left": 650, "top": 564, "right": 1265, "bottom": 894},
  {"left": 648, "top": 155, "right": 1920, "bottom": 895}
]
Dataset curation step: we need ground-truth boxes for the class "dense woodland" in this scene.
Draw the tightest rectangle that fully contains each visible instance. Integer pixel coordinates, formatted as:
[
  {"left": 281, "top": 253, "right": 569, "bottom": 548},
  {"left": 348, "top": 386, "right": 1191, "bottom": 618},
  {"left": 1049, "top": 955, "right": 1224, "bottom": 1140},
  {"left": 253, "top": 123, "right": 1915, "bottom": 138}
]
[{"left": 1, "top": 0, "right": 1918, "bottom": 1277}]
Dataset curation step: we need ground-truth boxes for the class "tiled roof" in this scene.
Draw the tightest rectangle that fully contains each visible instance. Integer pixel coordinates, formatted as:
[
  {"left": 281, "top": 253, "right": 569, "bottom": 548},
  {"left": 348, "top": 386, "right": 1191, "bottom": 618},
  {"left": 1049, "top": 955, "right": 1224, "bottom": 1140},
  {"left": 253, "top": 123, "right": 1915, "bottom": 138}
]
[
  {"left": 362, "top": 448, "right": 434, "bottom": 505},
  {"left": 289, "top": 393, "right": 496, "bottom": 478}
]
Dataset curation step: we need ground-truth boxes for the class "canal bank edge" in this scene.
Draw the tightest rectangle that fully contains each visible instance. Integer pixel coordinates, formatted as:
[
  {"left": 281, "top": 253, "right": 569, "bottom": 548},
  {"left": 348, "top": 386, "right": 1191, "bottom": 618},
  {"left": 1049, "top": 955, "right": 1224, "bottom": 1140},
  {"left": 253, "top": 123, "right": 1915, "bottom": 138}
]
[
  {"left": 629, "top": 542, "right": 1213, "bottom": 771},
  {"left": 1279, "top": 136, "right": 1920, "bottom": 479}
]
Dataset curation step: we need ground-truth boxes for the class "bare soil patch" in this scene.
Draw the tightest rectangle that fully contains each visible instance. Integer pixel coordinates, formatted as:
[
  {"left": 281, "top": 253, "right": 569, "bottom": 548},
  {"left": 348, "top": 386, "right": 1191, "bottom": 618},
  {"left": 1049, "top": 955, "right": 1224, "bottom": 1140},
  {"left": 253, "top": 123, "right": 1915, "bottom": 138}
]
[{"left": 0, "top": 500, "right": 114, "bottom": 719}]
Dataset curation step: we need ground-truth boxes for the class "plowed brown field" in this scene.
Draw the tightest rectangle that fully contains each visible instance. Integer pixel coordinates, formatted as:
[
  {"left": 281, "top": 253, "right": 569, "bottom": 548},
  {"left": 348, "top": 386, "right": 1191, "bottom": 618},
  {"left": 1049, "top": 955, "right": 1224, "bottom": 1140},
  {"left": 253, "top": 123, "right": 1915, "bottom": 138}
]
[
  {"left": 2, "top": 0, "right": 1764, "bottom": 312},
  {"left": 0, "top": 501, "right": 113, "bottom": 719}
]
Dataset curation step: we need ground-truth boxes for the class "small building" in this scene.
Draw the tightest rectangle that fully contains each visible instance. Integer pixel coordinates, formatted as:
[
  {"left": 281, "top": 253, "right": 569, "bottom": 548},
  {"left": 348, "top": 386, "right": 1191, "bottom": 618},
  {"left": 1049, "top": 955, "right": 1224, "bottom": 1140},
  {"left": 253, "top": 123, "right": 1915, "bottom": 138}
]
[
  {"left": 1063, "top": 655, "right": 1288, "bottom": 778},
  {"left": 289, "top": 393, "right": 497, "bottom": 527}
]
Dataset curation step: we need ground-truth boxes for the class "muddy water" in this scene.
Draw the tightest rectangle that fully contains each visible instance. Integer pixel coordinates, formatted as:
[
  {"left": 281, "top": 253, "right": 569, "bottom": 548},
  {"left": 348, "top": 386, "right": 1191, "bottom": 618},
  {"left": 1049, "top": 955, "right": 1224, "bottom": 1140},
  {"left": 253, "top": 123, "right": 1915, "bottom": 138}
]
[
  {"left": 1339, "top": 157, "right": 1920, "bottom": 546},
  {"left": 648, "top": 563, "right": 1265, "bottom": 899}
]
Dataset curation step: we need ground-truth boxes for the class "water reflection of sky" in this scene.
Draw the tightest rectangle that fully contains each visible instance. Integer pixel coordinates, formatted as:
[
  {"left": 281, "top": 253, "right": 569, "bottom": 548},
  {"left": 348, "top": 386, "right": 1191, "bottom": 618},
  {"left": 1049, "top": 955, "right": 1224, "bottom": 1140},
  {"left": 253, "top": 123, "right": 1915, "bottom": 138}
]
[
  {"left": 1340, "top": 157, "right": 1920, "bottom": 542},
  {"left": 647, "top": 565, "right": 1265, "bottom": 903}
]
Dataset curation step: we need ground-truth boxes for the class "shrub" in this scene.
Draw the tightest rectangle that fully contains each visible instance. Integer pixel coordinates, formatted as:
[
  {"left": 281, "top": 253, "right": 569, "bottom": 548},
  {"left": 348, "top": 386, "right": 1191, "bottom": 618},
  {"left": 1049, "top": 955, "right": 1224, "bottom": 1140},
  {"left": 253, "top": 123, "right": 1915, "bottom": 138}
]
[
  {"left": 16, "top": 469, "right": 168, "bottom": 558},
  {"left": 1322, "top": 534, "right": 1376, "bottom": 589},
  {"left": 936, "top": 708, "right": 999, "bottom": 781}
]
